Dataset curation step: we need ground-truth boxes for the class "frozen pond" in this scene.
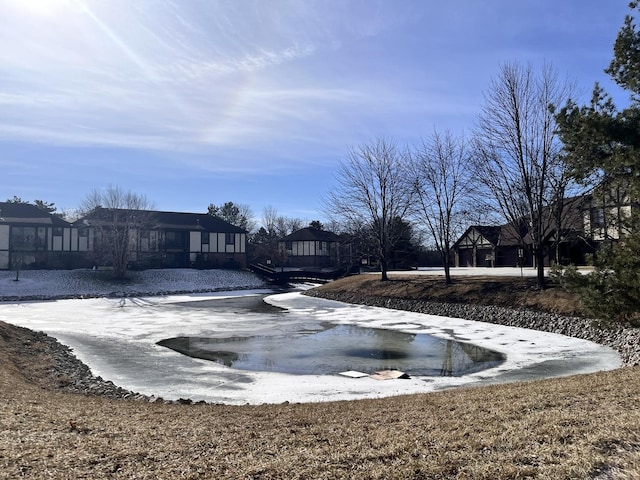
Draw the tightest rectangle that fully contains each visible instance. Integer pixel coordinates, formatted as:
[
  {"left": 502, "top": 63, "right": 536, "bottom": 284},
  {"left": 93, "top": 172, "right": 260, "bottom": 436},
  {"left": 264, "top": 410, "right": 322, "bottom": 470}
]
[
  {"left": 0, "top": 289, "right": 622, "bottom": 405},
  {"left": 159, "top": 325, "right": 504, "bottom": 377},
  {"left": 157, "top": 295, "right": 504, "bottom": 377}
]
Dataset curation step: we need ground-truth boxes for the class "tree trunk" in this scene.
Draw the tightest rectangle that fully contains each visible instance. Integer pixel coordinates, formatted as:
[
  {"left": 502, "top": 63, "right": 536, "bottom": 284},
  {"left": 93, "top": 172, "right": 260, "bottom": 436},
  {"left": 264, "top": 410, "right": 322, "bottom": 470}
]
[
  {"left": 442, "top": 249, "right": 453, "bottom": 284},
  {"left": 380, "top": 257, "right": 390, "bottom": 281},
  {"left": 535, "top": 247, "right": 546, "bottom": 289},
  {"left": 444, "top": 264, "right": 452, "bottom": 284}
]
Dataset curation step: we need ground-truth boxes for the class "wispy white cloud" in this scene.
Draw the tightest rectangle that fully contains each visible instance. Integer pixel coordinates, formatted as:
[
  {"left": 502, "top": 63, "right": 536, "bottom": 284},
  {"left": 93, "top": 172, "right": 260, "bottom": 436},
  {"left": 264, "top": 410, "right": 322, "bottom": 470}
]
[
  {"left": 0, "top": 0, "right": 370, "bottom": 158},
  {"left": 0, "top": 0, "right": 630, "bottom": 182}
]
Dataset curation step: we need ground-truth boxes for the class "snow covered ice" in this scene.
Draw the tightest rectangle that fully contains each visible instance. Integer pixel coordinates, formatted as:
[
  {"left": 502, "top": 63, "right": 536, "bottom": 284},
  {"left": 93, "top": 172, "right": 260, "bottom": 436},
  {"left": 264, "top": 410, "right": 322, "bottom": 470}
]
[{"left": 0, "top": 268, "right": 621, "bottom": 405}]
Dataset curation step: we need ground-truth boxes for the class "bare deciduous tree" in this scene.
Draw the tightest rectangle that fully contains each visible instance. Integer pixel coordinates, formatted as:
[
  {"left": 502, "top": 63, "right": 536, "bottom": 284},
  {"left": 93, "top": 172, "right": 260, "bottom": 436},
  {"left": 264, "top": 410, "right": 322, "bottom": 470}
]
[
  {"left": 325, "top": 138, "right": 413, "bottom": 281},
  {"left": 80, "top": 186, "right": 153, "bottom": 279},
  {"left": 253, "top": 206, "right": 304, "bottom": 268},
  {"left": 259, "top": 206, "right": 303, "bottom": 239},
  {"left": 410, "top": 130, "right": 472, "bottom": 284},
  {"left": 473, "top": 62, "right": 574, "bottom": 288}
]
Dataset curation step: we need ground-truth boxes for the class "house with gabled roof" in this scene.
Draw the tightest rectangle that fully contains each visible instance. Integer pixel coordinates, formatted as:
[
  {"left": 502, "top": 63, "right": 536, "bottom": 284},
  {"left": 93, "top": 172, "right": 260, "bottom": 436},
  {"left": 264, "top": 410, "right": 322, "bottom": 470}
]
[
  {"left": 0, "top": 202, "right": 86, "bottom": 270},
  {"left": 74, "top": 208, "right": 247, "bottom": 269},
  {"left": 453, "top": 224, "right": 527, "bottom": 267},
  {"left": 453, "top": 195, "right": 598, "bottom": 268},
  {"left": 278, "top": 227, "right": 341, "bottom": 269}
]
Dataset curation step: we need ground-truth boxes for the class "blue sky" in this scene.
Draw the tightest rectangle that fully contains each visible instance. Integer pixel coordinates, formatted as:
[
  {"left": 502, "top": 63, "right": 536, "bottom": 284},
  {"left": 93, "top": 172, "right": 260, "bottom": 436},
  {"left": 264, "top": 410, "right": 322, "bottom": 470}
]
[{"left": 0, "top": 0, "right": 633, "bottom": 224}]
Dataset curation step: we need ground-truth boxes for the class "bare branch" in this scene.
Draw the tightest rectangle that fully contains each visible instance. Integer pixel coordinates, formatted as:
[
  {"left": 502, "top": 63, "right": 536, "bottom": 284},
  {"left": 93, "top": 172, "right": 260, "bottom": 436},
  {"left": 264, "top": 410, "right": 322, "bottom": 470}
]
[
  {"left": 472, "top": 61, "right": 576, "bottom": 287},
  {"left": 324, "top": 138, "right": 413, "bottom": 280},
  {"left": 409, "top": 130, "right": 473, "bottom": 283}
]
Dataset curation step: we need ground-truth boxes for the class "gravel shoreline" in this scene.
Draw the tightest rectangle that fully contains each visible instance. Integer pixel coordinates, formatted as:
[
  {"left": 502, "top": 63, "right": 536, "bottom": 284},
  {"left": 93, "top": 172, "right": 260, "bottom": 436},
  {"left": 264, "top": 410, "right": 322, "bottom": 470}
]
[
  {"left": 11, "top": 324, "right": 163, "bottom": 402},
  {"left": 305, "top": 290, "right": 640, "bottom": 367}
]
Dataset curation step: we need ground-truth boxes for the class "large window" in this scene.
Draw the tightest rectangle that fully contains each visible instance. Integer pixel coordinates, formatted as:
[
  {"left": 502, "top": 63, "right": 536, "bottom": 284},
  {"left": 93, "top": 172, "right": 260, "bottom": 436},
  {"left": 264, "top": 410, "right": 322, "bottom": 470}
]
[
  {"left": 138, "top": 229, "right": 149, "bottom": 252},
  {"left": 11, "top": 227, "right": 44, "bottom": 250},
  {"left": 165, "top": 231, "right": 186, "bottom": 249},
  {"left": 225, "top": 233, "right": 235, "bottom": 245}
]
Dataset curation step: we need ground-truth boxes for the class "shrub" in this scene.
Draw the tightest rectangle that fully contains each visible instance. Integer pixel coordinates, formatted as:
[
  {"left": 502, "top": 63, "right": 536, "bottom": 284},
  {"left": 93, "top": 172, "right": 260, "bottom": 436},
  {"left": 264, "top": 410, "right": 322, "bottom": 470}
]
[{"left": 552, "top": 234, "right": 640, "bottom": 326}]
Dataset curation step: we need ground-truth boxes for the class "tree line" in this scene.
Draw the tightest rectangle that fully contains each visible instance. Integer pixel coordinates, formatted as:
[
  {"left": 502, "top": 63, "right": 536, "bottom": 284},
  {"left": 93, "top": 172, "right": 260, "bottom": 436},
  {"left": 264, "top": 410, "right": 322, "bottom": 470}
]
[{"left": 326, "top": 60, "right": 575, "bottom": 288}]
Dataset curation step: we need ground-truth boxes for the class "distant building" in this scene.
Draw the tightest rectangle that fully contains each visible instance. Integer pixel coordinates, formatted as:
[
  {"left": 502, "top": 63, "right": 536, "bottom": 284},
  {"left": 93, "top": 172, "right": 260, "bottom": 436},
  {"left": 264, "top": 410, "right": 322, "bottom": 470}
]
[
  {"left": 74, "top": 208, "right": 247, "bottom": 269},
  {"left": 452, "top": 193, "right": 634, "bottom": 268},
  {"left": 584, "top": 182, "right": 634, "bottom": 242},
  {"left": 454, "top": 225, "right": 508, "bottom": 268},
  {"left": 278, "top": 227, "right": 341, "bottom": 269},
  {"left": 0, "top": 203, "right": 248, "bottom": 271},
  {"left": 0, "top": 202, "right": 85, "bottom": 270}
]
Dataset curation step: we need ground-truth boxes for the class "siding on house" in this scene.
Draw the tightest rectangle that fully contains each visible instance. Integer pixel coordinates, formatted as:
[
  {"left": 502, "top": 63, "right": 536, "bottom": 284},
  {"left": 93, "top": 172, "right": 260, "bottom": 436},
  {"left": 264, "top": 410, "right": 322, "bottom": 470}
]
[
  {"left": 584, "top": 185, "right": 634, "bottom": 241},
  {"left": 453, "top": 195, "right": 614, "bottom": 268},
  {"left": 0, "top": 202, "right": 85, "bottom": 270},
  {"left": 453, "top": 225, "right": 527, "bottom": 268},
  {"left": 74, "top": 208, "right": 247, "bottom": 269},
  {"left": 0, "top": 204, "right": 249, "bottom": 270},
  {"left": 279, "top": 227, "right": 341, "bottom": 269}
]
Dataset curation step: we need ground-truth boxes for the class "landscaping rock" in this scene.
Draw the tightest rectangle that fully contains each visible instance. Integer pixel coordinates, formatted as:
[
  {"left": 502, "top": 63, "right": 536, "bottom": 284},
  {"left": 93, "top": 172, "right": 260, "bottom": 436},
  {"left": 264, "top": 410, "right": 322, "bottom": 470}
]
[{"left": 305, "top": 290, "right": 640, "bottom": 367}]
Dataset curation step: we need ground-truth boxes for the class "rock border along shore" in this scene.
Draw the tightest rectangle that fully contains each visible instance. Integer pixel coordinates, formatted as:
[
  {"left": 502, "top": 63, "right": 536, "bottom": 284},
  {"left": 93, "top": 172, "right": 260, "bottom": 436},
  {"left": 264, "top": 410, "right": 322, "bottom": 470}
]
[{"left": 304, "top": 290, "right": 640, "bottom": 367}]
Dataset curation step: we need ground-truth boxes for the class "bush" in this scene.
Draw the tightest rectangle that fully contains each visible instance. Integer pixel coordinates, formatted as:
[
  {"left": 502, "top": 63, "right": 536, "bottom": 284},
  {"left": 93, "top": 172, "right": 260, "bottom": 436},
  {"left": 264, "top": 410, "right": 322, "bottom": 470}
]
[{"left": 552, "top": 235, "right": 640, "bottom": 326}]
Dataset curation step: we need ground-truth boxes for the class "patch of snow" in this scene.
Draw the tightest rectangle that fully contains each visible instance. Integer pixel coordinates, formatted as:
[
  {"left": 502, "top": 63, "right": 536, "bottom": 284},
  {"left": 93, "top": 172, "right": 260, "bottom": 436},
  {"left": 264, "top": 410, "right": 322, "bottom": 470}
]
[{"left": 0, "top": 268, "right": 266, "bottom": 298}]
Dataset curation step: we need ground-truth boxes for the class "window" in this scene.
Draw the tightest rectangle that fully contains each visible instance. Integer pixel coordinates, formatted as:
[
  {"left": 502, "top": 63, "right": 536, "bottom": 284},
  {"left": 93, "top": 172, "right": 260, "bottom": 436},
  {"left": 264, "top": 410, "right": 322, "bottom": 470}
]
[
  {"left": 165, "top": 231, "right": 185, "bottom": 249},
  {"left": 202, "top": 232, "right": 210, "bottom": 244},
  {"left": 225, "top": 233, "right": 235, "bottom": 245},
  {"left": 10, "top": 227, "right": 23, "bottom": 245},
  {"left": 37, "top": 227, "right": 47, "bottom": 244},
  {"left": 591, "top": 208, "right": 606, "bottom": 229},
  {"left": 11, "top": 227, "right": 38, "bottom": 250},
  {"left": 149, "top": 231, "right": 159, "bottom": 252}
]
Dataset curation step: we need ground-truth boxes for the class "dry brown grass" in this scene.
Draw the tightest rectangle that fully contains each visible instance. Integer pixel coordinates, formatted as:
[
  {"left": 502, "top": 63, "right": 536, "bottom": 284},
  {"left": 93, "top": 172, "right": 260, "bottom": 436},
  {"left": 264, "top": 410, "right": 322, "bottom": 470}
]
[
  {"left": 2, "top": 276, "right": 640, "bottom": 479},
  {"left": 317, "top": 273, "right": 586, "bottom": 316},
  {"left": 2, "top": 360, "right": 640, "bottom": 479}
]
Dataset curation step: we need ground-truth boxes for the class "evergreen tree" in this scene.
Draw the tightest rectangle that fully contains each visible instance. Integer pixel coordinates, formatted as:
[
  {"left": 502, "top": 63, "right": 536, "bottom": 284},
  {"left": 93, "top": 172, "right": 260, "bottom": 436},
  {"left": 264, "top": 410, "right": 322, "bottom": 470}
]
[
  {"left": 607, "top": 1, "right": 640, "bottom": 98},
  {"left": 208, "top": 201, "right": 255, "bottom": 232},
  {"left": 34, "top": 199, "right": 63, "bottom": 217},
  {"left": 555, "top": 2, "right": 640, "bottom": 324},
  {"left": 33, "top": 199, "right": 56, "bottom": 213}
]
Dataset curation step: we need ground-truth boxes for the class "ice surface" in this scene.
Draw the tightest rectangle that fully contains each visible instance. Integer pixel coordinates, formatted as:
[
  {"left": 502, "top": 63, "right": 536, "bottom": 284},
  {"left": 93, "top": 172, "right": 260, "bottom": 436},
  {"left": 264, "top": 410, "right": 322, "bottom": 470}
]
[{"left": 0, "top": 269, "right": 621, "bottom": 405}]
